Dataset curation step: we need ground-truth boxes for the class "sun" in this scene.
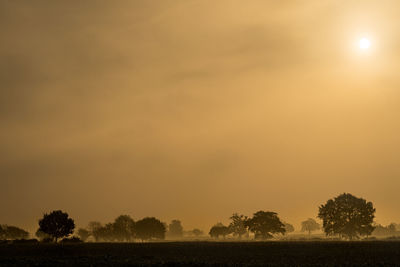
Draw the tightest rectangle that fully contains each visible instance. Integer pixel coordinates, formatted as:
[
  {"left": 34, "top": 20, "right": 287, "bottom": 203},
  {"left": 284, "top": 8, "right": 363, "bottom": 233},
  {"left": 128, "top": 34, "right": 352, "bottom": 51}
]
[{"left": 359, "top": 37, "right": 371, "bottom": 50}]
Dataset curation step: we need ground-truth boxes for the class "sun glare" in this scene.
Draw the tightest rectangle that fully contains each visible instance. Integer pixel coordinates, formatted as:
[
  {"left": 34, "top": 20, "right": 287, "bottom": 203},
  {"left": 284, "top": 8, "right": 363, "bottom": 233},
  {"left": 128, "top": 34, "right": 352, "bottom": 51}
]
[{"left": 359, "top": 37, "right": 371, "bottom": 50}]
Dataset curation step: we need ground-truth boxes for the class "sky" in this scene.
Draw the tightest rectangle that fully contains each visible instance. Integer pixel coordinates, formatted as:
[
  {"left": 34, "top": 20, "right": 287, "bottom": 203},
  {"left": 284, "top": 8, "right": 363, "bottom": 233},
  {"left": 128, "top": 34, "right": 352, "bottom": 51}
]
[{"left": 1, "top": 0, "right": 400, "bottom": 233}]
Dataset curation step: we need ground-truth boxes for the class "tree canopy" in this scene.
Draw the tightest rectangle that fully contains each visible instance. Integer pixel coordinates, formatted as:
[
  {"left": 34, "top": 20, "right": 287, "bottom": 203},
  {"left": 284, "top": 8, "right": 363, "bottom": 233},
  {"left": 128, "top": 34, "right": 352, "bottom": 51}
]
[
  {"left": 38, "top": 210, "right": 75, "bottom": 242},
  {"left": 318, "top": 193, "right": 375, "bottom": 240},
  {"left": 246, "top": 211, "right": 285, "bottom": 239},
  {"left": 135, "top": 217, "right": 166, "bottom": 241},
  {"left": 301, "top": 218, "right": 320, "bottom": 235}
]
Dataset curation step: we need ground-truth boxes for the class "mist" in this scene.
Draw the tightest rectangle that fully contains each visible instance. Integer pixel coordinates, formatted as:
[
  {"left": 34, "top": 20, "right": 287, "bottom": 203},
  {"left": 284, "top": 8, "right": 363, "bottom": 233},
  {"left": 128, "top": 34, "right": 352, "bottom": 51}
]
[{"left": 1, "top": 0, "right": 400, "bottom": 233}]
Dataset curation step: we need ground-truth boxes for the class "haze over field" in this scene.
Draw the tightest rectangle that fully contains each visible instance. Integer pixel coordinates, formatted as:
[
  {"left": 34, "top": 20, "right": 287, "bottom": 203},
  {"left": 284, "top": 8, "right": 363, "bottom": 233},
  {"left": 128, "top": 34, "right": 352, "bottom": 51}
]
[{"left": 1, "top": 0, "right": 400, "bottom": 232}]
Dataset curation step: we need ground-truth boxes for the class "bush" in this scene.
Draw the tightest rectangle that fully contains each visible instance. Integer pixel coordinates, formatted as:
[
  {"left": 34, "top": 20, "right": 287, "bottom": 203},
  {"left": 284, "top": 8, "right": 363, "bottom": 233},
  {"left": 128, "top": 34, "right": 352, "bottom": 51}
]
[{"left": 60, "top": 237, "right": 82, "bottom": 243}]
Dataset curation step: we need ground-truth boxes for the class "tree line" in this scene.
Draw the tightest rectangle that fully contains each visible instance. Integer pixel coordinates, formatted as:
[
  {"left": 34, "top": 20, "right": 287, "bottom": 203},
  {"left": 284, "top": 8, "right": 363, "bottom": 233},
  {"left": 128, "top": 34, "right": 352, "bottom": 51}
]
[{"left": 1, "top": 193, "right": 399, "bottom": 242}]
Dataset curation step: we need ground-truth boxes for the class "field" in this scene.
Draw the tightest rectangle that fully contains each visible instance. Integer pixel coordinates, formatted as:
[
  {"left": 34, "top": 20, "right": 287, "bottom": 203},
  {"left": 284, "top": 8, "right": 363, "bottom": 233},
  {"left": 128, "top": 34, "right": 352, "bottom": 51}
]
[{"left": 1, "top": 241, "right": 400, "bottom": 266}]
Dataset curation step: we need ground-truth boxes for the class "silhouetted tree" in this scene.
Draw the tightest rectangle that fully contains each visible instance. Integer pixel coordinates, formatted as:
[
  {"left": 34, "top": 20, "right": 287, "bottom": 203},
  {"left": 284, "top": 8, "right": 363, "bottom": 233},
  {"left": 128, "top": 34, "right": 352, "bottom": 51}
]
[
  {"left": 0, "top": 225, "right": 29, "bottom": 240},
  {"left": 0, "top": 226, "right": 5, "bottom": 239},
  {"left": 88, "top": 221, "right": 103, "bottom": 242},
  {"left": 38, "top": 210, "right": 75, "bottom": 242},
  {"left": 209, "top": 223, "right": 231, "bottom": 239},
  {"left": 284, "top": 222, "right": 295, "bottom": 233},
  {"left": 373, "top": 223, "right": 398, "bottom": 236},
  {"left": 113, "top": 215, "right": 135, "bottom": 242},
  {"left": 246, "top": 211, "right": 285, "bottom": 239},
  {"left": 191, "top": 228, "right": 203, "bottom": 237},
  {"left": 318, "top": 193, "right": 375, "bottom": 240},
  {"left": 301, "top": 218, "right": 320, "bottom": 235},
  {"left": 135, "top": 217, "right": 166, "bottom": 241},
  {"left": 77, "top": 228, "right": 90, "bottom": 242},
  {"left": 229, "top": 213, "right": 248, "bottom": 238},
  {"left": 97, "top": 223, "right": 115, "bottom": 242},
  {"left": 167, "top": 220, "right": 183, "bottom": 239}
]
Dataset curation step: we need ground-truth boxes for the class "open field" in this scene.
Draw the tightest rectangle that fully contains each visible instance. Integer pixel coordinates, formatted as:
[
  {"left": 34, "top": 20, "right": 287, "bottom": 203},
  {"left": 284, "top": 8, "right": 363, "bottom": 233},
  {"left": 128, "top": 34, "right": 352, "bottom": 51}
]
[{"left": 1, "top": 241, "right": 400, "bottom": 266}]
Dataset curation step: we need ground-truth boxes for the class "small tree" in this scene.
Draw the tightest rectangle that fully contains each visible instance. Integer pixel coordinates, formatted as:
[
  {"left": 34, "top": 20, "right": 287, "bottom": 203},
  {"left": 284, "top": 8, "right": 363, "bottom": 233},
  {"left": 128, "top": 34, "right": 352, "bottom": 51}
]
[
  {"left": 167, "top": 220, "right": 183, "bottom": 239},
  {"left": 135, "top": 217, "right": 166, "bottom": 241},
  {"left": 77, "top": 228, "right": 90, "bottom": 242},
  {"left": 246, "top": 211, "right": 285, "bottom": 239},
  {"left": 318, "top": 193, "right": 375, "bottom": 240},
  {"left": 113, "top": 215, "right": 135, "bottom": 242},
  {"left": 191, "top": 228, "right": 203, "bottom": 237},
  {"left": 38, "top": 210, "right": 75, "bottom": 242},
  {"left": 284, "top": 222, "right": 295, "bottom": 233},
  {"left": 87, "top": 221, "right": 103, "bottom": 242},
  {"left": 209, "top": 223, "right": 231, "bottom": 239},
  {"left": 229, "top": 213, "right": 248, "bottom": 239},
  {"left": 301, "top": 218, "right": 320, "bottom": 235}
]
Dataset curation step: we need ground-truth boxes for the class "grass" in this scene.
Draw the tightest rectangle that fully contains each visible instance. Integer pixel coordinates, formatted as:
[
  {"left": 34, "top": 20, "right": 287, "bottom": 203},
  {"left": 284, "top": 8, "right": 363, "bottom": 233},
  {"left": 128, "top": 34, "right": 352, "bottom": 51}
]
[{"left": 1, "top": 241, "right": 400, "bottom": 266}]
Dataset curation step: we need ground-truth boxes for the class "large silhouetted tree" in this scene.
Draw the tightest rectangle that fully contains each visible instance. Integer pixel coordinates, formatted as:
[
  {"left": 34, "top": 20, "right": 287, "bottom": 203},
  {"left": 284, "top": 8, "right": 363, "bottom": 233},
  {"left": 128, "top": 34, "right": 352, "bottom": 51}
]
[
  {"left": 135, "top": 217, "right": 166, "bottom": 241},
  {"left": 301, "top": 218, "right": 320, "bottom": 235},
  {"left": 167, "top": 220, "right": 183, "bottom": 239},
  {"left": 209, "top": 223, "right": 231, "bottom": 239},
  {"left": 113, "top": 215, "right": 135, "bottom": 241},
  {"left": 318, "top": 193, "right": 375, "bottom": 240},
  {"left": 38, "top": 210, "right": 75, "bottom": 242},
  {"left": 246, "top": 211, "right": 285, "bottom": 239},
  {"left": 229, "top": 213, "right": 248, "bottom": 238}
]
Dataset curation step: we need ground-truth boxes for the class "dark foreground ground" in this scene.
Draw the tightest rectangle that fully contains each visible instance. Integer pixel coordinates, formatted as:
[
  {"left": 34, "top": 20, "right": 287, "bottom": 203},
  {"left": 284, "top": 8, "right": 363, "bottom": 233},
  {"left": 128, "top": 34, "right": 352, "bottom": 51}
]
[{"left": 1, "top": 241, "right": 400, "bottom": 266}]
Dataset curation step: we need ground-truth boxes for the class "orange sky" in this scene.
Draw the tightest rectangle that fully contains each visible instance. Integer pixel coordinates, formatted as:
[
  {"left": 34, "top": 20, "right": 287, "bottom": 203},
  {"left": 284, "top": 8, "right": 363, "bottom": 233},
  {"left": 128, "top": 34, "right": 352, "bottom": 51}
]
[{"left": 1, "top": 0, "right": 400, "bottom": 233}]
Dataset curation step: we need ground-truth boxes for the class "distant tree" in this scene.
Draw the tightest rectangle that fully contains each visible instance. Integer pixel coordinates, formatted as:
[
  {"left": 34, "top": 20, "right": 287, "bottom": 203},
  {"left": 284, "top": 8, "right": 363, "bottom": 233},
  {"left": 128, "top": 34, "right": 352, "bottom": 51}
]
[
  {"left": 1, "top": 225, "right": 29, "bottom": 240},
  {"left": 97, "top": 223, "right": 115, "bottom": 242},
  {"left": 135, "top": 217, "right": 166, "bottom": 241},
  {"left": 284, "top": 222, "right": 295, "bottom": 233},
  {"left": 167, "top": 220, "right": 183, "bottom": 239},
  {"left": 229, "top": 213, "right": 248, "bottom": 239},
  {"left": 246, "top": 211, "right": 285, "bottom": 239},
  {"left": 77, "top": 228, "right": 90, "bottom": 242},
  {"left": 318, "top": 193, "right": 375, "bottom": 240},
  {"left": 373, "top": 223, "right": 398, "bottom": 236},
  {"left": 209, "top": 223, "right": 231, "bottom": 239},
  {"left": 0, "top": 226, "right": 5, "bottom": 239},
  {"left": 35, "top": 229, "right": 51, "bottom": 241},
  {"left": 88, "top": 221, "right": 103, "bottom": 242},
  {"left": 191, "top": 228, "right": 204, "bottom": 237},
  {"left": 38, "top": 210, "right": 75, "bottom": 242},
  {"left": 301, "top": 218, "right": 320, "bottom": 235},
  {"left": 113, "top": 215, "right": 135, "bottom": 241}
]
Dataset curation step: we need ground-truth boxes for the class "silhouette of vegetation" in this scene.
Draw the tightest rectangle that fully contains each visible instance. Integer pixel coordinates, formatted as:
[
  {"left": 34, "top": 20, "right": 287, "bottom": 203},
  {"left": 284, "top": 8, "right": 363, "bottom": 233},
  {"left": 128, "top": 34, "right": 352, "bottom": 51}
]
[
  {"left": 318, "top": 193, "right": 375, "bottom": 240},
  {"left": 373, "top": 223, "right": 400, "bottom": 236},
  {"left": 284, "top": 222, "right": 295, "bottom": 233},
  {"left": 135, "top": 217, "right": 166, "bottom": 241},
  {"left": 209, "top": 223, "right": 231, "bottom": 239},
  {"left": 35, "top": 229, "right": 50, "bottom": 241},
  {"left": 87, "top": 221, "right": 103, "bottom": 242},
  {"left": 77, "top": 228, "right": 90, "bottom": 242},
  {"left": 189, "top": 228, "right": 204, "bottom": 237},
  {"left": 167, "top": 220, "right": 183, "bottom": 239},
  {"left": 301, "top": 218, "right": 320, "bottom": 235},
  {"left": 0, "top": 225, "right": 29, "bottom": 240},
  {"left": 38, "top": 210, "right": 75, "bottom": 242},
  {"left": 229, "top": 213, "right": 248, "bottom": 238},
  {"left": 113, "top": 215, "right": 135, "bottom": 241},
  {"left": 246, "top": 211, "right": 286, "bottom": 239}
]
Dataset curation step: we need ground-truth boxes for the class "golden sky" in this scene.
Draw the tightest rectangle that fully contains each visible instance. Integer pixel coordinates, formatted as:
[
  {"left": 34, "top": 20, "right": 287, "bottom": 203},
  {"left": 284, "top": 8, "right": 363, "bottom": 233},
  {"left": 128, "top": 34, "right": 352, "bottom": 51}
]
[{"left": 1, "top": 0, "right": 400, "bottom": 232}]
